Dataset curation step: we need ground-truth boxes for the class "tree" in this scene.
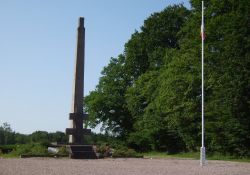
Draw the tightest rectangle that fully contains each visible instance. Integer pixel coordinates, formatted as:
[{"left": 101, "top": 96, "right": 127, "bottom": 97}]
[
  {"left": 30, "top": 131, "right": 49, "bottom": 144},
  {"left": 164, "top": 0, "right": 250, "bottom": 155},
  {"left": 85, "top": 55, "right": 133, "bottom": 137},
  {"left": 86, "top": 0, "right": 250, "bottom": 156},
  {"left": 48, "top": 131, "right": 67, "bottom": 143},
  {"left": 0, "top": 123, "right": 15, "bottom": 145},
  {"left": 14, "top": 133, "right": 29, "bottom": 144},
  {"left": 124, "top": 5, "right": 190, "bottom": 79},
  {"left": 86, "top": 5, "right": 189, "bottom": 140}
]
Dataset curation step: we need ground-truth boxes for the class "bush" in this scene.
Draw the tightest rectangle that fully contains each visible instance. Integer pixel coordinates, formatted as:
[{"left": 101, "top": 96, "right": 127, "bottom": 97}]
[
  {"left": 0, "top": 145, "right": 15, "bottom": 154},
  {"left": 112, "top": 147, "right": 138, "bottom": 158},
  {"left": 96, "top": 144, "right": 107, "bottom": 155},
  {"left": 58, "top": 146, "right": 68, "bottom": 154},
  {"left": 95, "top": 139, "right": 126, "bottom": 155},
  {"left": 11, "top": 144, "right": 48, "bottom": 156}
]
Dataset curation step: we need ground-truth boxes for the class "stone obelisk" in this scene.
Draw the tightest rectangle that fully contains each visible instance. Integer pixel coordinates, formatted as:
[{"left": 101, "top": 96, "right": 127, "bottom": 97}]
[
  {"left": 65, "top": 17, "right": 97, "bottom": 159},
  {"left": 66, "top": 17, "right": 91, "bottom": 145}
]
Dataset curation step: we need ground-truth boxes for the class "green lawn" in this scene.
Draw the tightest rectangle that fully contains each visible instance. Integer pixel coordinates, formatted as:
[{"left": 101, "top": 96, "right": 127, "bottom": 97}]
[
  {"left": 1, "top": 146, "right": 250, "bottom": 163},
  {"left": 143, "top": 152, "right": 250, "bottom": 163}
]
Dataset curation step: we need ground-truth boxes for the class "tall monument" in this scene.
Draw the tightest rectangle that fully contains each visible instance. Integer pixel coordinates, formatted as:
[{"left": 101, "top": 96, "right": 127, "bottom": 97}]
[{"left": 66, "top": 17, "right": 97, "bottom": 159}]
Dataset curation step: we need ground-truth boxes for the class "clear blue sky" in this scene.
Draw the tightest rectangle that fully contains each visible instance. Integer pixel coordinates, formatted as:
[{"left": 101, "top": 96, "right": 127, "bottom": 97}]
[{"left": 0, "top": 0, "right": 190, "bottom": 134}]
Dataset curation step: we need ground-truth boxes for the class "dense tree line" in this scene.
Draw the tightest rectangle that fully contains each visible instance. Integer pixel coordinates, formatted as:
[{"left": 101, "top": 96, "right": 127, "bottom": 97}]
[
  {"left": 85, "top": 0, "right": 250, "bottom": 157},
  {"left": 0, "top": 123, "right": 67, "bottom": 145}
]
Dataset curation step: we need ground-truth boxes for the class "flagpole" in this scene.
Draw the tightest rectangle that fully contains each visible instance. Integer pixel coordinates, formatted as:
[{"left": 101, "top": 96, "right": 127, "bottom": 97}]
[{"left": 200, "top": 0, "right": 206, "bottom": 166}]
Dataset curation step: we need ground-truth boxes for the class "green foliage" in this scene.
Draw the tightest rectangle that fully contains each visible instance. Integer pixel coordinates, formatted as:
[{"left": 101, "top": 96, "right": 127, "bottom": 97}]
[
  {"left": 11, "top": 144, "right": 48, "bottom": 156},
  {"left": 85, "top": 4, "right": 190, "bottom": 141},
  {"left": 30, "top": 131, "right": 49, "bottom": 143},
  {"left": 0, "top": 123, "right": 67, "bottom": 146},
  {"left": 89, "top": 133, "right": 126, "bottom": 149},
  {"left": 58, "top": 146, "right": 68, "bottom": 154},
  {"left": 48, "top": 131, "right": 67, "bottom": 143},
  {"left": 85, "top": 55, "right": 134, "bottom": 136},
  {"left": 14, "top": 133, "right": 30, "bottom": 144},
  {"left": 0, "top": 123, "right": 15, "bottom": 145},
  {"left": 143, "top": 151, "right": 200, "bottom": 159},
  {"left": 85, "top": 0, "right": 250, "bottom": 158},
  {"left": 112, "top": 147, "right": 138, "bottom": 158},
  {"left": 144, "top": 151, "right": 250, "bottom": 162}
]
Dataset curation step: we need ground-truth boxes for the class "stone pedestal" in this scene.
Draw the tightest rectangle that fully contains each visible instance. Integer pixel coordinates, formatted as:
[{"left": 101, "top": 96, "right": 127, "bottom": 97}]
[{"left": 67, "top": 145, "right": 98, "bottom": 159}]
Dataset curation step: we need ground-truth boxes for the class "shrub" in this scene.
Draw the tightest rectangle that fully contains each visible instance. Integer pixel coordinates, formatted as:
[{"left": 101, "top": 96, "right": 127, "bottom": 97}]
[
  {"left": 58, "top": 146, "right": 68, "bottom": 154},
  {"left": 11, "top": 144, "right": 47, "bottom": 155},
  {"left": 112, "top": 147, "right": 138, "bottom": 158}
]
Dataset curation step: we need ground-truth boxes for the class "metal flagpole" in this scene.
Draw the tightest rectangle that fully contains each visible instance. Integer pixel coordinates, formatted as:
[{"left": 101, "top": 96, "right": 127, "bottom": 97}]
[{"left": 200, "top": 0, "right": 206, "bottom": 166}]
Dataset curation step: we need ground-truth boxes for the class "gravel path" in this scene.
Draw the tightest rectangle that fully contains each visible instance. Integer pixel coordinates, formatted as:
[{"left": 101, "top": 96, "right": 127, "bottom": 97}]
[{"left": 0, "top": 158, "right": 249, "bottom": 175}]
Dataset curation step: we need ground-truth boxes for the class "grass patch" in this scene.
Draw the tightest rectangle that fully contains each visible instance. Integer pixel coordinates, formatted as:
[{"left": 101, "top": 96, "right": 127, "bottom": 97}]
[
  {"left": 207, "top": 153, "right": 250, "bottom": 163},
  {"left": 143, "top": 151, "right": 199, "bottom": 159},
  {"left": 0, "top": 153, "right": 19, "bottom": 158},
  {"left": 0, "top": 144, "right": 47, "bottom": 158},
  {"left": 0, "top": 144, "right": 69, "bottom": 158},
  {"left": 143, "top": 151, "right": 250, "bottom": 162},
  {"left": 112, "top": 148, "right": 142, "bottom": 158}
]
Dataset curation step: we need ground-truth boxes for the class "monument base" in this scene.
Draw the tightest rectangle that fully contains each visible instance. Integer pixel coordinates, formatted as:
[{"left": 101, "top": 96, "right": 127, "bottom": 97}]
[{"left": 66, "top": 145, "right": 98, "bottom": 159}]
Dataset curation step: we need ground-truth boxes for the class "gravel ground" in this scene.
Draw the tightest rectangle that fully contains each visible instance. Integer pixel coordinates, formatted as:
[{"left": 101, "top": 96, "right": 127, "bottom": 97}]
[{"left": 0, "top": 158, "right": 249, "bottom": 175}]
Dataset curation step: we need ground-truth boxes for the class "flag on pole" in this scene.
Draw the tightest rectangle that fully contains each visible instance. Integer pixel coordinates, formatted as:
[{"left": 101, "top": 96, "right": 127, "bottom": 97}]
[{"left": 201, "top": 24, "right": 205, "bottom": 40}]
